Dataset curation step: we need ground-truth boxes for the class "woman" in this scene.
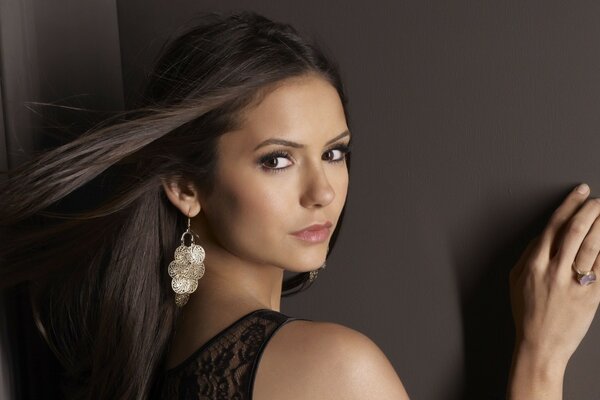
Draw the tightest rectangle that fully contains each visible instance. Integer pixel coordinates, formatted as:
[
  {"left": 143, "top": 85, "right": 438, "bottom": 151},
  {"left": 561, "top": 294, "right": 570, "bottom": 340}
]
[{"left": 0, "top": 10, "right": 599, "bottom": 400}]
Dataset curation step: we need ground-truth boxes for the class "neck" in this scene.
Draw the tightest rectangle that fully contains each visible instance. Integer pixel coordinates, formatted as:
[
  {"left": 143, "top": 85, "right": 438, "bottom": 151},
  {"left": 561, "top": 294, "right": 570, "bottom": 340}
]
[
  {"left": 186, "top": 253, "right": 284, "bottom": 314},
  {"left": 177, "top": 215, "right": 284, "bottom": 324}
]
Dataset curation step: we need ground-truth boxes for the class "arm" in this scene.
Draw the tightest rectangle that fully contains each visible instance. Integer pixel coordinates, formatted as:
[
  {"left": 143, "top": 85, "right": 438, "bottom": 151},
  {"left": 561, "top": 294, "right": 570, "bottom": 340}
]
[
  {"left": 508, "top": 183, "right": 600, "bottom": 399},
  {"left": 508, "top": 343, "right": 566, "bottom": 400}
]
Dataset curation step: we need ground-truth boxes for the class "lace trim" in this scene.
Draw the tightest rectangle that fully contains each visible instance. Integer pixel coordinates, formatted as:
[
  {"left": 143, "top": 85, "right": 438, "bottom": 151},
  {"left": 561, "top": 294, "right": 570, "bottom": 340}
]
[{"left": 160, "top": 309, "right": 301, "bottom": 399}]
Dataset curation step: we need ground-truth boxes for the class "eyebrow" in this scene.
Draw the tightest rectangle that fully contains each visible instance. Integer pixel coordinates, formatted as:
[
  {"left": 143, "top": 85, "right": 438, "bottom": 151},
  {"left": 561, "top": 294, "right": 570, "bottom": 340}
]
[{"left": 253, "top": 130, "right": 351, "bottom": 151}]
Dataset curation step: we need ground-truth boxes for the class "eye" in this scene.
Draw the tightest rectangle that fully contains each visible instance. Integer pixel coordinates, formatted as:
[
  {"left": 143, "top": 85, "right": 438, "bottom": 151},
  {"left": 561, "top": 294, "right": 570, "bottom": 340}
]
[
  {"left": 259, "top": 151, "right": 293, "bottom": 171},
  {"left": 323, "top": 144, "right": 351, "bottom": 163}
]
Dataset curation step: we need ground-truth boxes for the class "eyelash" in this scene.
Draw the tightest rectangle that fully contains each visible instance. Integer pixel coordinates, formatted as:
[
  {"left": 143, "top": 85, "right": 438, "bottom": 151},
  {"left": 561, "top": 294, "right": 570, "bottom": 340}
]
[{"left": 258, "top": 143, "right": 352, "bottom": 173}]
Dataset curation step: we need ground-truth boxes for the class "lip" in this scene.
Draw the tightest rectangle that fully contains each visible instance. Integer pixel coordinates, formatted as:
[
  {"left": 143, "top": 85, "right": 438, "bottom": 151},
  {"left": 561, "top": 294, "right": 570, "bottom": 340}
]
[{"left": 291, "top": 221, "right": 333, "bottom": 243}]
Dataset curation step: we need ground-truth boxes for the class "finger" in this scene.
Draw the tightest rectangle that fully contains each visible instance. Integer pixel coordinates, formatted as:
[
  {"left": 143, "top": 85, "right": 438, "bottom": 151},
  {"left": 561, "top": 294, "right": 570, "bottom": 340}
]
[
  {"left": 573, "top": 216, "right": 600, "bottom": 275},
  {"left": 539, "top": 183, "right": 590, "bottom": 259},
  {"left": 555, "top": 198, "right": 600, "bottom": 277}
]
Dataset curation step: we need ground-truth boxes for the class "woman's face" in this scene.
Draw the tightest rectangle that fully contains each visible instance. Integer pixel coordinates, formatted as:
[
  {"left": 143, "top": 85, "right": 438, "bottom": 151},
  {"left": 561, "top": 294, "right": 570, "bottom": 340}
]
[{"left": 198, "top": 74, "right": 350, "bottom": 273}]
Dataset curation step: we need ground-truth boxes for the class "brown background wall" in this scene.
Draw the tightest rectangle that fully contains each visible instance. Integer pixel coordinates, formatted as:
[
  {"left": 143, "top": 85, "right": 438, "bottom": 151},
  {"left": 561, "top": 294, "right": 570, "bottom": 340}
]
[{"left": 2, "top": 1, "right": 600, "bottom": 399}]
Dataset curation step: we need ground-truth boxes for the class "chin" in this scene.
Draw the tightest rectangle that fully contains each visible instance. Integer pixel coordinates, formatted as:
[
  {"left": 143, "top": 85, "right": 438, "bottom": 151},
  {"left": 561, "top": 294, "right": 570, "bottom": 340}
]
[
  {"left": 276, "top": 237, "right": 329, "bottom": 270},
  {"left": 280, "top": 253, "right": 327, "bottom": 273}
]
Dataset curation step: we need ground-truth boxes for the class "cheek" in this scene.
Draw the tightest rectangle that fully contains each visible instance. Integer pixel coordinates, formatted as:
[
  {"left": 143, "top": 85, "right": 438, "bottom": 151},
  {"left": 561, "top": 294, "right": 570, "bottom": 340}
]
[
  {"left": 333, "top": 169, "right": 349, "bottom": 208},
  {"left": 208, "top": 175, "right": 292, "bottom": 246}
]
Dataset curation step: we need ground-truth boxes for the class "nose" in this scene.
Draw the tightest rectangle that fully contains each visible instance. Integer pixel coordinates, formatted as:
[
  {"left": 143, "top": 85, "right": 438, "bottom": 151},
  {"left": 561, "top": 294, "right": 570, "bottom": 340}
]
[{"left": 299, "top": 162, "right": 335, "bottom": 208}]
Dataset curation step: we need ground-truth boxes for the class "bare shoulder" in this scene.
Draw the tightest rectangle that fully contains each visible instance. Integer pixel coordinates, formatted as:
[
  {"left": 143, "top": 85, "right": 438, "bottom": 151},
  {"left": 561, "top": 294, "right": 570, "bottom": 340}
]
[{"left": 253, "top": 319, "right": 410, "bottom": 400}]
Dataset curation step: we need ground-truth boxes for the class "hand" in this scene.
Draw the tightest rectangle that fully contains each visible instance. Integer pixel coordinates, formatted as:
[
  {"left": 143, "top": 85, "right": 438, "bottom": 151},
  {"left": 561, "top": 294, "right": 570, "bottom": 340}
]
[{"left": 508, "top": 183, "right": 600, "bottom": 398}]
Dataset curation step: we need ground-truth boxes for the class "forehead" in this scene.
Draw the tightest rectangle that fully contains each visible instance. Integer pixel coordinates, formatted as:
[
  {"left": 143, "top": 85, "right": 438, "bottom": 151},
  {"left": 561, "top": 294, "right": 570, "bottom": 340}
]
[{"left": 223, "top": 74, "right": 347, "bottom": 150}]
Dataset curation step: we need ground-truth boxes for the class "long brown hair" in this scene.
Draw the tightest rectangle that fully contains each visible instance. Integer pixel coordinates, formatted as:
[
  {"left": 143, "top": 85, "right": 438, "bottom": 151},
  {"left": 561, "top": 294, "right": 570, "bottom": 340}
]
[{"left": 0, "top": 10, "right": 351, "bottom": 399}]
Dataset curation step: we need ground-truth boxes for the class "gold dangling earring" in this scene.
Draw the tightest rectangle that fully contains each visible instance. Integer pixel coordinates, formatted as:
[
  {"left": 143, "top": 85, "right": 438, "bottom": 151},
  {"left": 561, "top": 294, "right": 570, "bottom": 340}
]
[
  {"left": 309, "top": 245, "right": 329, "bottom": 283},
  {"left": 168, "top": 210, "right": 205, "bottom": 307},
  {"left": 308, "top": 261, "right": 326, "bottom": 283}
]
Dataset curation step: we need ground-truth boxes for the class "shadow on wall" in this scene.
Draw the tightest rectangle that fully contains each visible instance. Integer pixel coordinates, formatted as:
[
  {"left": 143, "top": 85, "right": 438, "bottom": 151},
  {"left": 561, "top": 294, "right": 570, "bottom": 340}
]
[
  {"left": 2, "top": 286, "right": 63, "bottom": 399},
  {"left": 450, "top": 191, "right": 560, "bottom": 400}
]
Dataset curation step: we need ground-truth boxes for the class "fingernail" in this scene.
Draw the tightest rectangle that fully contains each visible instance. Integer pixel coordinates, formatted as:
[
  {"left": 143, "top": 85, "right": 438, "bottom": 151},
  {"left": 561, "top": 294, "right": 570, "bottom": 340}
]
[{"left": 576, "top": 183, "right": 589, "bottom": 194}]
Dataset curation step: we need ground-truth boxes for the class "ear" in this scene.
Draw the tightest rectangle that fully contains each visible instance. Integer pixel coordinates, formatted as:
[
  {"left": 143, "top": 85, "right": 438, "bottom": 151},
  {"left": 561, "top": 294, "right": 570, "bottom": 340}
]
[{"left": 161, "top": 176, "right": 202, "bottom": 218}]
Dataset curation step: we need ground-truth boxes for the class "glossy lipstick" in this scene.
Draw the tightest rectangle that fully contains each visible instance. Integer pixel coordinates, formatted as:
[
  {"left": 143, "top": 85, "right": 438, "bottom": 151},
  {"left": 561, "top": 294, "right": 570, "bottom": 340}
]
[{"left": 291, "top": 221, "right": 332, "bottom": 243}]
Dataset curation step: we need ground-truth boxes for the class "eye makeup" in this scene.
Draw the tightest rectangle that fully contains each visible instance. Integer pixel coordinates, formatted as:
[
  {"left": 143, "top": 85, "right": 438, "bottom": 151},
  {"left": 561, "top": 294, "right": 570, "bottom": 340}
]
[{"left": 257, "top": 142, "right": 351, "bottom": 173}]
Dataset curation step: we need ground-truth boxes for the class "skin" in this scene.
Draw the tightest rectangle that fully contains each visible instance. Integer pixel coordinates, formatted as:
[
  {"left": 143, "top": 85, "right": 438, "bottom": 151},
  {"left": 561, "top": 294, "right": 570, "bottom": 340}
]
[{"left": 162, "top": 72, "right": 600, "bottom": 399}]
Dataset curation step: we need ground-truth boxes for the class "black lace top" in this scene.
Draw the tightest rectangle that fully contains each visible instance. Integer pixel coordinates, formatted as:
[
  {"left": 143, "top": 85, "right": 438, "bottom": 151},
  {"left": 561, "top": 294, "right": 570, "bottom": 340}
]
[{"left": 160, "top": 309, "right": 304, "bottom": 399}]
